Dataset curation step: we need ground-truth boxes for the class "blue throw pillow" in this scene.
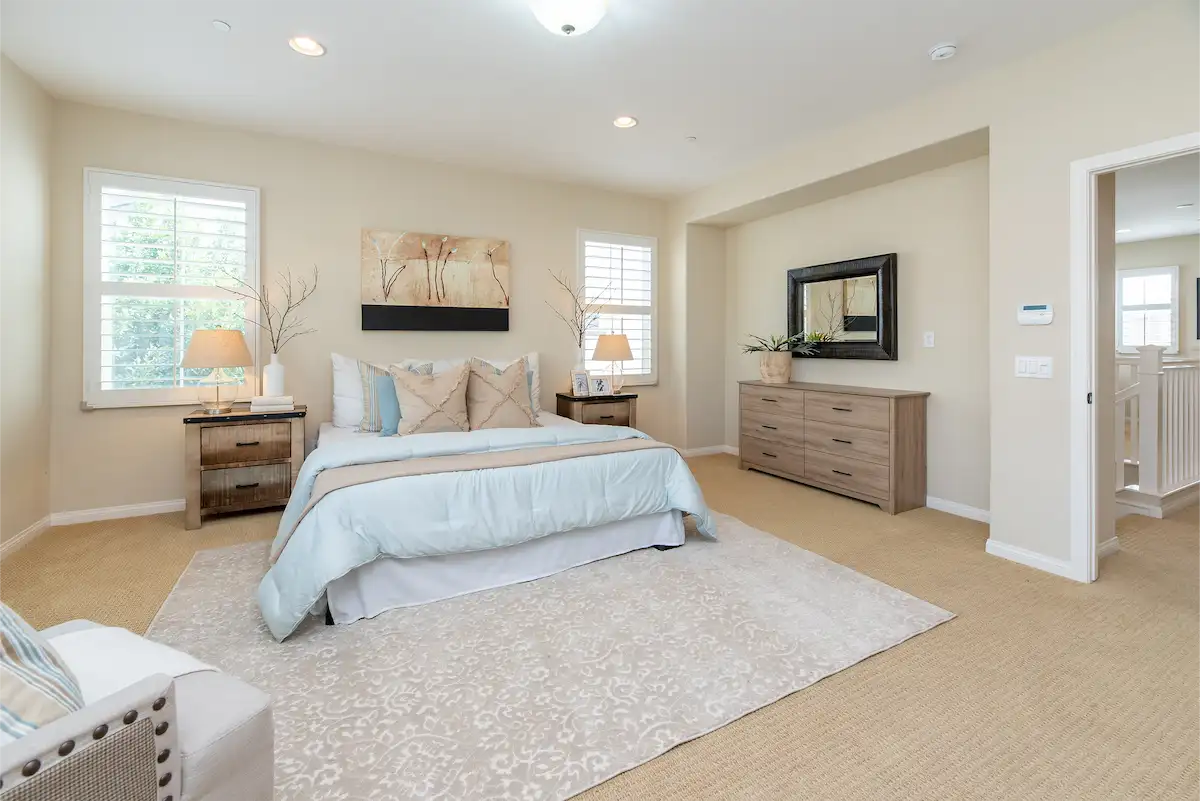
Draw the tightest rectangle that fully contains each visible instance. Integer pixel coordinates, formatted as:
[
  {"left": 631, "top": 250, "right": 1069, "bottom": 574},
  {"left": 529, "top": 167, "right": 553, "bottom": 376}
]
[{"left": 375, "top": 374, "right": 402, "bottom": 436}]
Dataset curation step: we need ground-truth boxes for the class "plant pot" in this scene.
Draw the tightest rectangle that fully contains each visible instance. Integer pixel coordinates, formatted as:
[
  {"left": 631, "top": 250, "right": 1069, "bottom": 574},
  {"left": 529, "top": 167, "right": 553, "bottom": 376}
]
[
  {"left": 263, "top": 353, "right": 286, "bottom": 397},
  {"left": 759, "top": 351, "right": 792, "bottom": 384}
]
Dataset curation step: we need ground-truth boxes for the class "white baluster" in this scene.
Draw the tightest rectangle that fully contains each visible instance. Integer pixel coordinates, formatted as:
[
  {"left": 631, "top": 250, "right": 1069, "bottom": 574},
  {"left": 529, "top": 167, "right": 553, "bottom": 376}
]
[{"left": 1135, "top": 346, "right": 1164, "bottom": 496}]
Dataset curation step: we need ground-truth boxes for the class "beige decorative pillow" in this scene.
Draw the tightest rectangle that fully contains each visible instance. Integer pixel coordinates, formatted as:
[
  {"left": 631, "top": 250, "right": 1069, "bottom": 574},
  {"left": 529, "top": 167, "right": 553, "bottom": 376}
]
[
  {"left": 467, "top": 358, "right": 541, "bottom": 430},
  {"left": 389, "top": 364, "right": 470, "bottom": 435}
]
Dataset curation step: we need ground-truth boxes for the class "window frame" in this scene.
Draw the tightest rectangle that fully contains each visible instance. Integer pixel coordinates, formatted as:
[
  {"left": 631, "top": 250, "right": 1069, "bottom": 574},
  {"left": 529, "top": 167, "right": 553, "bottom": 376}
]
[
  {"left": 1115, "top": 264, "right": 1179, "bottom": 355},
  {"left": 82, "top": 168, "right": 261, "bottom": 409},
  {"left": 576, "top": 228, "right": 658, "bottom": 386}
]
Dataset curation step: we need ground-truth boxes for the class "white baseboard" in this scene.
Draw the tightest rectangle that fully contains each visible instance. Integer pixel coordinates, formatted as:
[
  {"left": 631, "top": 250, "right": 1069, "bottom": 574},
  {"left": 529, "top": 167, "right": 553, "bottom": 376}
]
[
  {"left": 925, "top": 496, "right": 991, "bottom": 524},
  {"left": 1, "top": 515, "right": 50, "bottom": 558},
  {"left": 682, "top": 445, "right": 739, "bottom": 458},
  {"left": 50, "top": 499, "right": 186, "bottom": 527},
  {"left": 1097, "top": 536, "right": 1120, "bottom": 559},
  {"left": 985, "top": 539, "right": 1082, "bottom": 581}
]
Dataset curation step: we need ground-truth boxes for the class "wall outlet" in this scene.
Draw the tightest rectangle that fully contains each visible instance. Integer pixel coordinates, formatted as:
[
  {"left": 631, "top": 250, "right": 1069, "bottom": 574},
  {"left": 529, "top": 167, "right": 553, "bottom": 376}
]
[
  {"left": 922, "top": 331, "right": 935, "bottom": 348},
  {"left": 1015, "top": 356, "right": 1053, "bottom": 379}
]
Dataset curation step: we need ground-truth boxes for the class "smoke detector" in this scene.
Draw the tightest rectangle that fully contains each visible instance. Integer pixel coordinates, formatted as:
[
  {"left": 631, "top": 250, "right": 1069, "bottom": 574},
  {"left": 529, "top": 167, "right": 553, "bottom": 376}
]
[{"left": 929, "top": 43, "right": 957, "bottom": 61}]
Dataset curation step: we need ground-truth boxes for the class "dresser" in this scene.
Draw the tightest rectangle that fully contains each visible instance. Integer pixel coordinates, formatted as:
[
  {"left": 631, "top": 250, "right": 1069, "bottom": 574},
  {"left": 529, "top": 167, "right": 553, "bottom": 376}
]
[
  {"left": 556, "top": 393, "right": 638, "bottom": 427},
  {"left": 738, "top": 381, "right": 928, "bottom": 514},
  {"left": 183, "top": 405, "right": 307, "bottom": 529}
]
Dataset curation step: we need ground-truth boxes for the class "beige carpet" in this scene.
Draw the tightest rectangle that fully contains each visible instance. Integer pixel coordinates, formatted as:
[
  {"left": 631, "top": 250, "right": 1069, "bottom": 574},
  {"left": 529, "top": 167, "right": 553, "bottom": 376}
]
[
  {"left": 2, "top": 454, "right": 1196, "bottom": 800},
  {"left": 146, "top": 513, "right": 951, "bottom": 800}
]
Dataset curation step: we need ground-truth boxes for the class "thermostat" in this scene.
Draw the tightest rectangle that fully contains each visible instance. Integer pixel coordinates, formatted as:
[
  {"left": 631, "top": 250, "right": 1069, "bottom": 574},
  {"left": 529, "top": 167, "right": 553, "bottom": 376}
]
[{"left": 1017, "top": 303, "right": 1053, "bottom": 325}]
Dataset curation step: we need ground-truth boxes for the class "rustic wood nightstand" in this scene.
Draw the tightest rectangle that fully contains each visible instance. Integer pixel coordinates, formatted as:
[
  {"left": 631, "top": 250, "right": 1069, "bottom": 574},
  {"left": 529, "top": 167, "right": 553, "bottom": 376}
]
[
  {"left": 555, "top": 393, "right": 638, "bottom": 428},
  {"left": 183, "top": 405, "right": 307, "bottom": 529}
]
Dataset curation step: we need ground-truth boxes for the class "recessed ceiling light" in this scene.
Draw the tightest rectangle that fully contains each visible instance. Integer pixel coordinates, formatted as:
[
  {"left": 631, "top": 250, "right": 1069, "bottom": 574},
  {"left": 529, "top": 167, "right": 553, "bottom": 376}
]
[
  {"left": 1177, "top": 203, "right": 1195, "bottom": 209},
  {"left": 685, "top": 136, "right": 698, "bottom": 142},
  {"left": 288, "top": 36, "right": 325, "bottom": 57},
  {"left": 613, "top": 116, "right": 638, "bottom": 129},
  {"left": 1116, "top": 228, "right": 1133, "bottom": 234},
  {"left": 211, "top": 20, "right": 231, "bottom": 32},
  {"left": 928, "top": 43, "right": 957, "bottom": 61}
]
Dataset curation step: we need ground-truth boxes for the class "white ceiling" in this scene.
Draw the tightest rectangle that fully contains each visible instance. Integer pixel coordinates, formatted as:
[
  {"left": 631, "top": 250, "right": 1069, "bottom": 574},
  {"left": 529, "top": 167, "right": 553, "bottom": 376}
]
[
  {"left": 1, "top": 0, "right": 1148, "bottom": 196},
  {"left": 1116, "top": 154, "right": 1200, "bottom": 243}
]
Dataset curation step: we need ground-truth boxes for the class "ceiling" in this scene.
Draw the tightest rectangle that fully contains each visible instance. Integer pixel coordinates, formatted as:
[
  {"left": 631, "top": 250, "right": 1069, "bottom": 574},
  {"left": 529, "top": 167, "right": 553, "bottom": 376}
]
[
  {"left": 1116, "top": 154, "right": 1200, "bottom": 243},
  {"left": 0, "top": 0, "right": 1148, "bottom": 196}
]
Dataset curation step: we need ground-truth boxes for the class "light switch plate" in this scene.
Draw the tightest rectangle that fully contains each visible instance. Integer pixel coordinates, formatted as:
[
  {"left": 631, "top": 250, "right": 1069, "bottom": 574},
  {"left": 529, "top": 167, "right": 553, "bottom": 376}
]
[
  {"left": 1015, "top": 356, "right": 1053, "bottom": 378},
  {"left": 922, "top": 331, "right": 935, "bottom": 348}
]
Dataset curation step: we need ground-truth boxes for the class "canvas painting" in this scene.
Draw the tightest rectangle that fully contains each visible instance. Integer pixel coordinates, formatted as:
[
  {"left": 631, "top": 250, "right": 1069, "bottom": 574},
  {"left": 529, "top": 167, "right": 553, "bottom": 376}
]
[{"left": 361, "top": 229, "right": 511, "bottom": 331}]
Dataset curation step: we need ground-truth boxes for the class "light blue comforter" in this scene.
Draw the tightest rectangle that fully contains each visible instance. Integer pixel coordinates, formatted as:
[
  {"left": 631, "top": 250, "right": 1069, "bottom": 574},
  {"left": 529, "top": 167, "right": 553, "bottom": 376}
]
[{"left": 258, "top": 425, "right": 715, "bottom": 640}]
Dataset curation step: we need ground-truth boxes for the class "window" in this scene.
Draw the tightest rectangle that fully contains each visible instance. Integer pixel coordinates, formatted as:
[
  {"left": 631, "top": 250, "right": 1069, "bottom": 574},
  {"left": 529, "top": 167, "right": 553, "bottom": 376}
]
[
  {"left": 83, "top": 169, "right": 260, "bottom": 408},
  {"left": 578, "top": 230, "right": 657, "bottom": 384},
  {"left": 1116, "top": 265, "right": 1179, "bottom": 354}
]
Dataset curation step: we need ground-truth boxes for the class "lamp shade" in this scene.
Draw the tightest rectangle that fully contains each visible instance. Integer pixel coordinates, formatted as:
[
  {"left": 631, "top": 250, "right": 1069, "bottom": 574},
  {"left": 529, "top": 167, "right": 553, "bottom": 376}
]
[
  {"left": 591, "top": 333, "right": 633, "bottom": 362},
  {"left": 181, "top": 329, "right": 253, "bottom": 369}
]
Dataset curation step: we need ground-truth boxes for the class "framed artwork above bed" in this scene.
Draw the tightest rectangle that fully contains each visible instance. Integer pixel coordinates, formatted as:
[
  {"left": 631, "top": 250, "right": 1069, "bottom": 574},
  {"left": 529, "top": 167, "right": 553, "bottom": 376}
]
[{"left": 361, "top": 229, "right": 511, "bottom": 331}]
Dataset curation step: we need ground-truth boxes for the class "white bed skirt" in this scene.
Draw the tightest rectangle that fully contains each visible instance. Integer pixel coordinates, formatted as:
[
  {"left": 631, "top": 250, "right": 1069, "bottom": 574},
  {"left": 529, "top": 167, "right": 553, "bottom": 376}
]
[{"left": 326, "top": 511, "right": 684, "bottom": 625}]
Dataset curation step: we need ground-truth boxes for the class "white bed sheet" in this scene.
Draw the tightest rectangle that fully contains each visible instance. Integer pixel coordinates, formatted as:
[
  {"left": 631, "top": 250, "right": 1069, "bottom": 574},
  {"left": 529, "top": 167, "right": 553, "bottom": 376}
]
[
  {"left": 316, "top": 411, "right": 579, "bottom": 446},
  {"left": 326, "top": 511, "right": 684, "bottom": 624}
]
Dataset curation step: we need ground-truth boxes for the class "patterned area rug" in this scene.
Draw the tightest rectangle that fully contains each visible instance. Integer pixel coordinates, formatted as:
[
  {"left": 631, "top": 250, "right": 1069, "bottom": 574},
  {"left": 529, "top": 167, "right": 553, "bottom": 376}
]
[{"left": 147, "top": 512, "right": 952, "bottom": 800}]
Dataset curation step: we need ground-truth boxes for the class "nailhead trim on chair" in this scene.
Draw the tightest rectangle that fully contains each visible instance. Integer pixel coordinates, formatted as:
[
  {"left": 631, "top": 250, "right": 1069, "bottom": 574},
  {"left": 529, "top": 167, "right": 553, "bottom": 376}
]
[
  {"left": 20, "top": 760, "right": 39, "bottom": 778},
  {"left": 123, "top": 710, "right": 139, "bottom": 725},
  {"left": 58, "top": 740, "right": 75, "bottom": 757},
  {"left": 155, "top": 722, "right": 168, "bottom": 736},
  {"left": 152, "top": 698, "right": 166, "bottom": 711},
  {"left": 158, "top": 772, "right": 171, "bottom": 788},
  {"left": 92, "top": 724, "right": 108, "bottom": 740},
  {"left": 156, "top": 749, "right": 170, "bottom": 764}
]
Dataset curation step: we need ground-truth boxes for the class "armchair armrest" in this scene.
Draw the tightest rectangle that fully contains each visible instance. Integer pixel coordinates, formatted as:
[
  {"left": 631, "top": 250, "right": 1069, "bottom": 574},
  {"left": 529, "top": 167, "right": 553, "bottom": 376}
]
[{"left": 1, "top": 674, "right": 181, "bottom": 801}]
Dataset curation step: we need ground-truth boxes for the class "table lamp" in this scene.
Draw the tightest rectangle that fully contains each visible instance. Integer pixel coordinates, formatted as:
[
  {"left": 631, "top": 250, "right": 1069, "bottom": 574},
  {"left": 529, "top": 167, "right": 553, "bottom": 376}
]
[
  {"left": 181, "top": 328, "right": 254, "bottom": 414},
  {"left": 591, "top": 333, "right": 633, "bottom": 393}
]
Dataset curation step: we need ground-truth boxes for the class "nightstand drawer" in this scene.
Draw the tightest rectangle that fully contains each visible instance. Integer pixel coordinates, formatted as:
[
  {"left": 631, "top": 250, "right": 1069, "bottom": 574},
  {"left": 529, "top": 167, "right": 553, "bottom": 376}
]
[
  {"left": 201, "top": 423, "right": 291, "bottom": 466},
  {"left": 581, "top": 402, "right": 630, "bottom": 426},
  {"left": 200, "top": 464, "right": 291, "bottom": 509}
]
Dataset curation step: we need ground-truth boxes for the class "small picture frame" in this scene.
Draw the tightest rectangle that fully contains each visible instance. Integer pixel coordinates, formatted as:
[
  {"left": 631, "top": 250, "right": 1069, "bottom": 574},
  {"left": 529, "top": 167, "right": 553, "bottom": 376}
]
[
  {"left": 570, "top": 370, "right": 591, "bottom": 397},
  {"left": 590, "top": 376, "right": 612, "bottom": 396}
]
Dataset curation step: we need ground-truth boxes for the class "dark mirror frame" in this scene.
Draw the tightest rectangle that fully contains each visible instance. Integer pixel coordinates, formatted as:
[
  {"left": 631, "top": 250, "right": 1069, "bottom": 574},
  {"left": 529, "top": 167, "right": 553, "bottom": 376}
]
[{"left": 787, "top": 253, "right": 898, "bottom": 361}]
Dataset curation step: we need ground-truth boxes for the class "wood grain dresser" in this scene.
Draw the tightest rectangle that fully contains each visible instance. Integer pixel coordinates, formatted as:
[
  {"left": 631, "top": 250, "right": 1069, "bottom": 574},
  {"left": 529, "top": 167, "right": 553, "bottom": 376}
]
[
  {"left": 183, "top": 405, "right": 306, "bottom": 529},
  {"left": 738, "top": 381, "right": 928, "bottom": 514}
]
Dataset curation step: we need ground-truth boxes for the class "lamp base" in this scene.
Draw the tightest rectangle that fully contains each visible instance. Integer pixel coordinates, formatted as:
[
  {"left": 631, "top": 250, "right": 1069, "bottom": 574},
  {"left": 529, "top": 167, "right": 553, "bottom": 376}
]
[{"left": 201, "top": 400, "right": 234, "bottom": 415}]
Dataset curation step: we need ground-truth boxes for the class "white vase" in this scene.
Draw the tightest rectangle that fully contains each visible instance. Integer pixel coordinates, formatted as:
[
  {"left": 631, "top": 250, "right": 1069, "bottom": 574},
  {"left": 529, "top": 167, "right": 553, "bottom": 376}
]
[{"left": 263, "top": 353, "right": 286, "bottom": 397}]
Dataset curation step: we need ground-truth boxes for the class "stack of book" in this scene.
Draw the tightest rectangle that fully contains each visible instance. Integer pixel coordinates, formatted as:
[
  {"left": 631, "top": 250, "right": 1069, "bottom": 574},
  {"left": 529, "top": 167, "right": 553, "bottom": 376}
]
[{"left": 250, "top": 395, "right": 294, "bottom": 413}]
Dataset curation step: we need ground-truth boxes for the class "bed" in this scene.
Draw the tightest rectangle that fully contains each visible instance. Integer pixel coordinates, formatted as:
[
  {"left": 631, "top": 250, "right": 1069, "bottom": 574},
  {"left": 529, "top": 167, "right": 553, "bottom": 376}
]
[{"left": 258, "top": 409, "right": 715, "bottom": 641}]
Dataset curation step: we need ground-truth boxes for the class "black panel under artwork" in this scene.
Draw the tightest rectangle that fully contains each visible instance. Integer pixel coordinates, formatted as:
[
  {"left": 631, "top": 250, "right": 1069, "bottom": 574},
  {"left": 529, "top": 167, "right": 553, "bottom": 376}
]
[{"left": 361, "top": 304, "right": 509, "bottom": 331}]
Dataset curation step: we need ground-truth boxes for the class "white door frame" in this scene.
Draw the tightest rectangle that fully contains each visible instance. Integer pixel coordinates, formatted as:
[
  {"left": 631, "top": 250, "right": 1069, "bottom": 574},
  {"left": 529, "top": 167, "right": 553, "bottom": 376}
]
[{"left": 1068, "top": 132, "right": 1200, "bottom": 582}]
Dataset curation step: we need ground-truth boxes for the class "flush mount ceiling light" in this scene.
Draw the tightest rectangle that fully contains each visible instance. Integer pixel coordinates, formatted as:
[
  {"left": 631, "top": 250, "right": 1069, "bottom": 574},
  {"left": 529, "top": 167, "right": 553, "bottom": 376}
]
[
  {"left": 211, "top": 20, "right": 231, "bottom": 32},
  {"left": 288, "top": 36, "right": 325, "bottom": 56},
  {"left": 530, "top": 0, "right": 607, "bottom": 36},
  {"left": 928, "top": 43, "right": 957, "bottom": 61},
  {"left": 613, "top": 116, "right": 638, "bottom": 129}
]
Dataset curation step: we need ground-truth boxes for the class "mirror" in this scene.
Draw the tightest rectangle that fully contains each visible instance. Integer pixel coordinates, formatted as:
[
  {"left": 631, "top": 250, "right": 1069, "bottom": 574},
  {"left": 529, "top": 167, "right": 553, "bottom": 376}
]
[{"left": 787, "top": 253, "right": 897, "bottom": 360}]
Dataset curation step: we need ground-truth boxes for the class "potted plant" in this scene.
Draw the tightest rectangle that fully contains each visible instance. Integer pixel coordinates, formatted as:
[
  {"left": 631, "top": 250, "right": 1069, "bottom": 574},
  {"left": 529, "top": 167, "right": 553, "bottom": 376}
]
[{"left": 740, "top": 333, "right": 815, "bottom": 384}]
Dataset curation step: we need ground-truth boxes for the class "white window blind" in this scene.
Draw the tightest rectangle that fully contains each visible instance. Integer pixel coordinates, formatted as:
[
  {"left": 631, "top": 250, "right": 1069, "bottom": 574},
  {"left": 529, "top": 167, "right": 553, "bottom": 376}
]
[
  {"left": 578, "top": 230, "right": 657, "bottom": 384},
  {"left": 1116, "top": 265, "right": 1179, "bottom": 355},
  {"left": 84, "top": 169, "right": 260, "bottom": 408}
]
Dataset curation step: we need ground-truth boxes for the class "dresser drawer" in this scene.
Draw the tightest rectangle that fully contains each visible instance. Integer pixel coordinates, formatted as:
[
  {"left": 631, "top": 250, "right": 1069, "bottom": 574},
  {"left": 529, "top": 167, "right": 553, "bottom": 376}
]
[
  {"left": 740, "top": 436, "right": 804, "bottom": 478},
  {"left": 581, "top": 402, "right": 631, "bottom": 426},
  {"left": 803, "top": 419, "right": 890, "bottom": 465},
  {"left": 200, "top": 464, "right": 291, "bottom": 510},
  {"left": 201, "top": 422, "right": 292, "bottom": 466},
  {"left": 804, "top": 449, "right": 889, "bottom": 499},
  {"left": 740, "top": 385, "right": 804, "bottom": 419},
  {"left": 804, "top": 392, "right": 890, "bottom": 431},
  {"left": 740, "top": 410, "right": 804, "bottom": 449}
]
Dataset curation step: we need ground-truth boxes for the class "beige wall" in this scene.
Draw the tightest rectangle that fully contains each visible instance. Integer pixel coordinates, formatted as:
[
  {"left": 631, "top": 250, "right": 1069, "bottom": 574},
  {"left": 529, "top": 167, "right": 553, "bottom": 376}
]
[
  {"left": 1115, "top": 234, "right": 1200, "bottom": 357},
  {"left": 674, "top": 0, "right": 1198, "bottom": 563},
  {"left": 49, "top": 101, "right": 671, "bottom": 513},
  {"left": 1, "top": 57, "right": 53, "bottom": 542},
  {"left": 684, "top": 224, "right": 727, "bottom": 450},
  {"left": 726, "top": 157, "right": 991, "bottom": 511}
]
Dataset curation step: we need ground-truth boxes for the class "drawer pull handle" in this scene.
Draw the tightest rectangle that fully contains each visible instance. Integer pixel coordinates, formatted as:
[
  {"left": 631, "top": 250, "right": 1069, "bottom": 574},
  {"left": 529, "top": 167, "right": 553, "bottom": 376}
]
[
  {"left": 599, "top": 415, "right": 615, "bottom": 420},
  {"left": 832, "top": 407, "right": 852, "bottom": 412},
  {"left": 236, "top": 441, "right": 260, "bottom": 447},
  {"left": 761, "top": 424, "right": 777, "bottom": 430},
  {"left": 761, "top": 452, "right": 777, "bottom": 458},
  {"left": 760, "top": 397, "right": 778, "bottom": 403},
  {"left": 832, "top": 438, "right": 852, "bottom": 444},
  {"left": 832, "top": 469, "right": 852, "bottom": 477},
  {"left": 235, "top": 482, "right": 260, "bottom": 490}
]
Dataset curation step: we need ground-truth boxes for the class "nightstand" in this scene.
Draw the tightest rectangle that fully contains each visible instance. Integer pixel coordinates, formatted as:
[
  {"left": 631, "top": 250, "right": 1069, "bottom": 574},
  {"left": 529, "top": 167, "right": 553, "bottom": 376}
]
[
  {"left": 556, "top": 393, "right": 638, "bottom": 428},
  {"left": 183, "top": 405, "right": 307, "bottom": 529}
]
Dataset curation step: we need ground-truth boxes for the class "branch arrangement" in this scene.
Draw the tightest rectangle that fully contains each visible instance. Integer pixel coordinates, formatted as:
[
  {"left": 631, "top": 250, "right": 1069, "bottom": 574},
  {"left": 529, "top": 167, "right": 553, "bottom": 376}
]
[
  {"left": 547, "top": 269, "right": 608, "bottom": 348},
  {"left": 223, "top": 265, "right": 320, "bottom": 354}
]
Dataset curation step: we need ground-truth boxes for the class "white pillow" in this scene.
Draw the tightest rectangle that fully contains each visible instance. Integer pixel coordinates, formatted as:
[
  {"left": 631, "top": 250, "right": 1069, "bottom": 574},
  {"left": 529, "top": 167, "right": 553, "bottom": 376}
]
[{"left": 331, "top": 353, "right": 383, "bottom": 429}]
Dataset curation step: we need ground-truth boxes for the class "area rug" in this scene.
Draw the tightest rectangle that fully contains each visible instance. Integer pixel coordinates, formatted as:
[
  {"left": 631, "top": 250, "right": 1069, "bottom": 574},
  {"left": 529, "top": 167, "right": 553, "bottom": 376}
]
[{"left": 147, "top": 512, "right": 953, "bottom": 800}]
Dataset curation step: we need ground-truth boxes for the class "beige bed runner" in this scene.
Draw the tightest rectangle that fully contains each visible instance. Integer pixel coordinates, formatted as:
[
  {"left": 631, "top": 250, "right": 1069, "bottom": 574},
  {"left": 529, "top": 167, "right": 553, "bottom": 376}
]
[{"left": 271, "top": 437, "right": 677, "bottom": 562}]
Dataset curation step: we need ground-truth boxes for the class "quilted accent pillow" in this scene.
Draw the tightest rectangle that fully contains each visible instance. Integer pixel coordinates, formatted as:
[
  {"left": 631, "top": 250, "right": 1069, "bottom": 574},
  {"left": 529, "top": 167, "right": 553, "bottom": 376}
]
[
  {"left": 0, "top": 603, "right": 84, "bottom": 744},
  {"left": 467, "top": 358, "right": 541, "bottom": 430},
  {"left": 390, "top": 363, "right": 470, "bottom": 435}
]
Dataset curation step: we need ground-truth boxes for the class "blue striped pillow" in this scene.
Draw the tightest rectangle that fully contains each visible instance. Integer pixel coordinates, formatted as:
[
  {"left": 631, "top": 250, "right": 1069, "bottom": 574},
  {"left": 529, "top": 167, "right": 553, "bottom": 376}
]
[{"left": 0, "top": 603, "right": 84, "bottom": 743}]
